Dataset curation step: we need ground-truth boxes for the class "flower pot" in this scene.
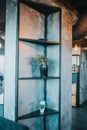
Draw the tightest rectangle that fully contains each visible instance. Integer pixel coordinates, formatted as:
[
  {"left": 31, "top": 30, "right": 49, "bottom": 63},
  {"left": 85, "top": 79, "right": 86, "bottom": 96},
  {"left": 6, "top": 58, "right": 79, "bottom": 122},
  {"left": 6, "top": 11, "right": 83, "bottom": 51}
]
[
  {"left": 39, "top": 107, "right": 45, "bottom": 114},
  {"left": 39, "top": 100, "right": 46, "bottom": 114},
  {"left": 40, "top": 64, "right": 48, "bottom": 77}
]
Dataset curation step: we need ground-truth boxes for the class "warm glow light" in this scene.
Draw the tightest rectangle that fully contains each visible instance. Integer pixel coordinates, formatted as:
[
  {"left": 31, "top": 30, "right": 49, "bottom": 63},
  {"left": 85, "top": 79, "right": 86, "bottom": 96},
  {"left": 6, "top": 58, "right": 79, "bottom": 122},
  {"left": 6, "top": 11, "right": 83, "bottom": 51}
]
[
  {"left": 1, "top": 35, "right": 5, "bottom": 40},
  {"left": 0, "top": 43, "right": 2, "bottom": 48},
  {"left": 74, "top": 44, "right": 78, "bottom": 50},
  {"left": 84, "top": 36, "right": 87, "bottom": 39}
]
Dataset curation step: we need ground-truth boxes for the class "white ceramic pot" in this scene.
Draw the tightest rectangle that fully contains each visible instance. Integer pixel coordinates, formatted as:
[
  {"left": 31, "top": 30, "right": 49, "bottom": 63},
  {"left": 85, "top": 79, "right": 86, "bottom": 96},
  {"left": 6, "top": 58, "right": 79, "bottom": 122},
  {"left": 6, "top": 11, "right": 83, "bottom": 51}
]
[{"left": 39, "top": 107, "right": 45, "bottom": 114}]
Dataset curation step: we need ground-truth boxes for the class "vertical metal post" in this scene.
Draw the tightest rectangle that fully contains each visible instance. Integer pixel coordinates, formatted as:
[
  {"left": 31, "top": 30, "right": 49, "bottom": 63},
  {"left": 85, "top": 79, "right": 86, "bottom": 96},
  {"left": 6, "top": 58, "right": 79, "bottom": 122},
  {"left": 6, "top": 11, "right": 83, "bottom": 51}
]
[{"left": 44, "top": 15, "right": 48, "bottom": 40}]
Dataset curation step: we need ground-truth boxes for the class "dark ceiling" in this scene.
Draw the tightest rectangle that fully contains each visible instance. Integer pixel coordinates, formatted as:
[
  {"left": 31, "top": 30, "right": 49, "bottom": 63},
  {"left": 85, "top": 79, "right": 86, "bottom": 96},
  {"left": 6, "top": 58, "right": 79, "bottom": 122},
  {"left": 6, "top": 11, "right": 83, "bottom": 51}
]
[
  {"left": 61, "top": 0, "right": 87, "bottom": 11},
  {"left": 0, "top": 0, "right": 87, "bottom": 45},
  {"left": 62, "top": 0, "right": 87, "bottom": 47},
  {"left": 0, "top": 0, "right": 5, "bottom": 31}
]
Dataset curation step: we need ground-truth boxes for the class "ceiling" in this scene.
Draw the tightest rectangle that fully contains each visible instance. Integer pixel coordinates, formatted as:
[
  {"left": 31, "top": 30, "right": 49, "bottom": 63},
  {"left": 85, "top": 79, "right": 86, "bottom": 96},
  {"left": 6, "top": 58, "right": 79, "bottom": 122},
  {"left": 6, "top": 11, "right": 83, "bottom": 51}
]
[
  {"left": 61, "top": 0, "right": 87, "bottom": 11},
  {"left": 59, "top": 0, "right": 87, "bottom": 47},
  {"left": 0, "top": 0, "right": 87, "bottom": 46},
  {"left": 0, "top": 0, "right": 5, "bottom": 31}
]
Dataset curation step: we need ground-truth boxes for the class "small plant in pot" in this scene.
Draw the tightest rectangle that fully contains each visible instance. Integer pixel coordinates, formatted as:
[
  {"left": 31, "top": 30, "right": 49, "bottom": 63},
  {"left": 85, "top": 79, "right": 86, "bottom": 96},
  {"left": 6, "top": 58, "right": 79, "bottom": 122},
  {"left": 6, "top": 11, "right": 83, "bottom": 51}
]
[
  {"left": 36, "top": 55, "right": 48, "bottom": 77},
  {"left": 39, "top": 100, "right": 46, "bottom": 114},
  {"left": 28, "top": 55, "right": 48, "bottom": 77}
]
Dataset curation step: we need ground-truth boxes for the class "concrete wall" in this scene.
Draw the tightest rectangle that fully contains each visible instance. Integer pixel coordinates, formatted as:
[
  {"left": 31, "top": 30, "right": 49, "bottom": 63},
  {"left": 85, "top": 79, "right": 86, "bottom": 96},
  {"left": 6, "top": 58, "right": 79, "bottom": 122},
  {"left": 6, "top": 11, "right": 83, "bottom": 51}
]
[
  {"left": 35, "top": 1, "right": 72, "bottom": 130},
  {"left": 61, "top": 6, "right": 72, "bottom": 130},
  {"left": 80, "top": 62, "right": 87, "bottom": 105},
  {"left": 72, "top": 48, "right": 87, "bottom": 106},
  {"left": 36, "top": 1, "right": 72, "bottom": 130},
  {"left": 18, "top": 3, "right": 60, "bottom": 130},
  {"left": 80, "top": 49, "right": 87, "bottom": 104},
  {"left": 4, "top": 0, "right": 72, "bottom": 129},
  {"left": 18, "top": 1, "right": 72, "bottom": 130},
  {"left": 4, "top": 0, "right": 19, "bottom": 120}
]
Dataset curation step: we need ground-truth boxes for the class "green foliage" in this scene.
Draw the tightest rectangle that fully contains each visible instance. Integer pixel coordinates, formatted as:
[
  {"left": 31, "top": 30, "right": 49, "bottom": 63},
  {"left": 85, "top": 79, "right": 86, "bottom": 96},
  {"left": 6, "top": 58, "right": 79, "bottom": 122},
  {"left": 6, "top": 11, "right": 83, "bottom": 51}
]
[
  {"left": 39, "top": 100, "right": 46, "bottom": 109},
  {"left": 36, "top": 55, "right": 47, "bottom": 66},
  {"left": 29, "top": 55, "right": 47, "bottom": 66},
  {"left": 39, "top": 104, "right": 45, "bottom": 109}
]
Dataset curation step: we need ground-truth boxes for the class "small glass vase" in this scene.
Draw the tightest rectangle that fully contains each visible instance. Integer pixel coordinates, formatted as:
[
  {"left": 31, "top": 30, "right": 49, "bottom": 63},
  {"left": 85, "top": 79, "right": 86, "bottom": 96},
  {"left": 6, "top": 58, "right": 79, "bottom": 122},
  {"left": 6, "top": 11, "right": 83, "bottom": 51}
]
[{"left": 40, "top": 64, "right": 48, "bottom": 77}]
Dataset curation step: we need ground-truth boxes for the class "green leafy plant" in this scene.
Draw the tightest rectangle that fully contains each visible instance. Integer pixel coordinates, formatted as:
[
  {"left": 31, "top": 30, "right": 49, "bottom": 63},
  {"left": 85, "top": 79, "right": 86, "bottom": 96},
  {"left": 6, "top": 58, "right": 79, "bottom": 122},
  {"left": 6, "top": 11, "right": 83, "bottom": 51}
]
[
  {"left": 39, "top": 104, "right": 45, "bottom": 109},
  {"left": 28, "top": 55, "right": 48, "bottom": 66},
  {"left": 36, "top": 55, "right": 47, "bottom": 66},
  {"left": 39, "top": 100, "right": 46, "bottom": 109},
  {"left": 28, "top": 55, "right": 48, "bottom": 77}
]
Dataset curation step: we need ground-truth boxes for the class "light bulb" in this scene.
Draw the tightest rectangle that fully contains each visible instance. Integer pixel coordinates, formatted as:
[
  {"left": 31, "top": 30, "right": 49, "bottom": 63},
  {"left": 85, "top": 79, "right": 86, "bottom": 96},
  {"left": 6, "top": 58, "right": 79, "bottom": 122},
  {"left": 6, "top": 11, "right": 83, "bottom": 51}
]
[
  {"left": 0, "top": 43, "right": 2, "bottom": 48},
  {"left": 74, "top": 44, "right": 78, "bottom": 50}
]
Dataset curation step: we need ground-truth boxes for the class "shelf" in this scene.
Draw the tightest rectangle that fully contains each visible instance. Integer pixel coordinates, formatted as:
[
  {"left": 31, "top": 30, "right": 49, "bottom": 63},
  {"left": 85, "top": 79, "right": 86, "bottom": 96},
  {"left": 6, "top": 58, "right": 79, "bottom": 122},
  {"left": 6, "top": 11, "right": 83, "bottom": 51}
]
[
  {"left": 18, "top": 1, "right": 61, "bottom": 128},
  {"left": 18, "top": 108, "right": 59, "bottom": 120},
  {"left": 19, "top": 38, "right": 60, "bottom": 46},
  {"left": 20, "top": 0, "right": 60, "bottom": 15},
  {"left": 18, "top": 77, "right": 60, "bottom": 80}
]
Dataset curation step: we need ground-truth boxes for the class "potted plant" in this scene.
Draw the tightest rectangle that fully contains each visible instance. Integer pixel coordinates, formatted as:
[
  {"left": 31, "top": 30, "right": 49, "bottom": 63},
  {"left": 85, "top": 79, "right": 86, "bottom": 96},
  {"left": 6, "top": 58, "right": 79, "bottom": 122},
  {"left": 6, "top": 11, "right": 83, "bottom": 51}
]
[
  {"left": 28, "top": 55, "right": 48, "bottom": 77},
  {"left": 39, "top": 100, "right": 46, "bottom": 114},
  {"left": 36, "top": 55, "right": 48, "bottom": 77}
]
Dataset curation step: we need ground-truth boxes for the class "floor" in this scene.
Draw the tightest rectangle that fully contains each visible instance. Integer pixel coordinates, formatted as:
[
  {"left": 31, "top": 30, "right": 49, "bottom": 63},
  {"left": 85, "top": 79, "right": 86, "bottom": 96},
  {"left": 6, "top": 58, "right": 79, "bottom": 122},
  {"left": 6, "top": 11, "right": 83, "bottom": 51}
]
[{"left": 72, "top": 102, "right": 87, "bottom": 130}]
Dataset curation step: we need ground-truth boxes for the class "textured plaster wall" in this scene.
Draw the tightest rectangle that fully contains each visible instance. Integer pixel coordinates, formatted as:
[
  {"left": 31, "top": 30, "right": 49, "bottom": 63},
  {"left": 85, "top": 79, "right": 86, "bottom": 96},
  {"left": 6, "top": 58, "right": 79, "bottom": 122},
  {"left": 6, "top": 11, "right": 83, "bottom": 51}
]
[
  {"left": 32, "top": 1, "right": 72, "bottom": 130},
  {"left": 61, "top": 8, "right": 72, "bottom": 130},
  {"left": 19, "top": 4, "right": 44, "bottom": 39},
  {"left": 80, "top": 62, "right": 87, "bottom": 105},
  {"left": 4, "top": 0, "right": 18, "bottom": 120},
  {"left": 19, "top": 1, "right": 72, "bottom": 130},
  {"left": 19, "top": 4, "right": 45, "bottom": 129},
  {"left": 33, "top": 1, "right": 72, "bottom": 130},
  {"left": 18, "top": 2, "right": 60, "bottom": 130}
]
